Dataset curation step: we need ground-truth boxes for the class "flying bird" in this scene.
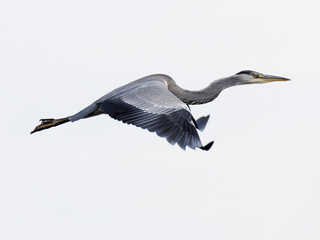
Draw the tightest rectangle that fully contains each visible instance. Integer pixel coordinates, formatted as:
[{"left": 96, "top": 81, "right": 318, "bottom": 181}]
[{"left": 31, "top": 71, "right": 289, "bottom": 151}]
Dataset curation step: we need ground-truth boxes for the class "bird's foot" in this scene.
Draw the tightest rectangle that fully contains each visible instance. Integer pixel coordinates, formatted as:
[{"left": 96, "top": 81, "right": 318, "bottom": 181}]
[
  {"left": 30, "top": 117, "right": 69, "bottom": 134},
  {"left": 31, "top": 119, "right": 56, "bottom": 134},
  {"left": 39, "top": 118, "right": 55, "bottom": 124}
]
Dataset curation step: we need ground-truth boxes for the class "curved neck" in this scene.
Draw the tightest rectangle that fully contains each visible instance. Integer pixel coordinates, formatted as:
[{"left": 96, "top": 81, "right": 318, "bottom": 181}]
[{"left": 169, "top": 75, "right": 242, "bottom": 105}]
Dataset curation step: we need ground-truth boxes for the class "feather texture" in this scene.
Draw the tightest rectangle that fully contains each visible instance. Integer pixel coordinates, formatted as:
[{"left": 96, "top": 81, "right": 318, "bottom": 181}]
[{"left": 98, "top": 81, "right": 203, "bottom": 150}]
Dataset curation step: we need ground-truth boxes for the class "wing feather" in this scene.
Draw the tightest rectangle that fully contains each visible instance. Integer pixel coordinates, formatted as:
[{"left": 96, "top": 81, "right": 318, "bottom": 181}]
[{"left": 98, "top": 80, "right": 205, "bottom": 150}]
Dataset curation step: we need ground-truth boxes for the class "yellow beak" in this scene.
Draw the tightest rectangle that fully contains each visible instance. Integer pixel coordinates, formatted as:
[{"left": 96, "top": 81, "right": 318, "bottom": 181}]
[{"left": 261, "top": 74, "right": 290, "bottom": 82}]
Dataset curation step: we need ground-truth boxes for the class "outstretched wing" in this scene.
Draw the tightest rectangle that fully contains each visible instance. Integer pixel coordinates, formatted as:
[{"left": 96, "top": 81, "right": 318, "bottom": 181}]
[{"left": 98, "top": 80, "right": 211, "bottom": 150}]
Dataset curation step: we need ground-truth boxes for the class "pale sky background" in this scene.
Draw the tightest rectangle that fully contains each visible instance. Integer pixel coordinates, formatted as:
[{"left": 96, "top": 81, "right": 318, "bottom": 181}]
[{"left": 1, "top": 0, "right": 320, "bottom": 239}]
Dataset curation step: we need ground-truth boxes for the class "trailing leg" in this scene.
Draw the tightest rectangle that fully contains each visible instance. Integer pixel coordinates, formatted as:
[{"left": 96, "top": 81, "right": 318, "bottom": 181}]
[{"left": 31, "top": 117, "right": 70, "bottom": 134}]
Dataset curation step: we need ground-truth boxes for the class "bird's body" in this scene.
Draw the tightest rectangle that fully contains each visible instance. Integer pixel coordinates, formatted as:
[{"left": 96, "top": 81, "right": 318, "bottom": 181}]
[{"left": 31, "top": 71, "right": 289, "bottom": 151}]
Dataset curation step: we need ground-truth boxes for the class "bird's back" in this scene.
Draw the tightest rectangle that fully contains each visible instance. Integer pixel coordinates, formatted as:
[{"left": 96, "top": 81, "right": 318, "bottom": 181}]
[{"left": 97, "top": 74, "right": 175, "bottom": 102}]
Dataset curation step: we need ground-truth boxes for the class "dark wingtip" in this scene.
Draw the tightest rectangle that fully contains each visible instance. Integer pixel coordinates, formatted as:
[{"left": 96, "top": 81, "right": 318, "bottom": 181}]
[
  {"left": 196, "top": 115, "right": 210, "bottom": 132},
  {"left": 199, "top": 141, "right": 214, "bottom": 151}
]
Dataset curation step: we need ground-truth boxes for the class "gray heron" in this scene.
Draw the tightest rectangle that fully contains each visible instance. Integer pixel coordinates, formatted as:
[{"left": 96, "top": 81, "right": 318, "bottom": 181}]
[{"left": 31, "top": 70, "right": 289, "bottom": 151}]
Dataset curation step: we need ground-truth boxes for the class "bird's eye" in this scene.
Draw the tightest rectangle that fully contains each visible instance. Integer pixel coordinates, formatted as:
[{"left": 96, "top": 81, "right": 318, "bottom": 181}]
[{"left": 252, "top": 73, "right": 260, "bottom": 78}]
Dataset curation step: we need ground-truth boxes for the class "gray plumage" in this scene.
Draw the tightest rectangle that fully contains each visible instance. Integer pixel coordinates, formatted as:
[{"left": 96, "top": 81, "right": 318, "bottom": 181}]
[{"left": 31, "top": 71, "right": 289, "bottom": 151}]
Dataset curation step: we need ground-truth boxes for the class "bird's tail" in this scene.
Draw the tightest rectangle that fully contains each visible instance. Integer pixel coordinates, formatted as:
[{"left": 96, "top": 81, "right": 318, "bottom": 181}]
[{"left": 30, "top": 117, "right": 70, "bottom": 134}]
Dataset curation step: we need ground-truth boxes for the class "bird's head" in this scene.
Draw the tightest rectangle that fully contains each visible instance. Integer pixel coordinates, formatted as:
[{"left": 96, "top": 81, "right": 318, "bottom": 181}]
[{"left": 235, "top": 70, "right": 290, "bottom": 84}]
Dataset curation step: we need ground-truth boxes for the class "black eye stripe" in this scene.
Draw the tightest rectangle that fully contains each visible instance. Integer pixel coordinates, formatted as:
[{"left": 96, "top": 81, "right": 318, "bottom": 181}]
[
  {"left": 236, "top": 70, "right": 262, "bottom": 78},
  {"left": 236, "top": 70, "right": 254, "bottom": 75}
]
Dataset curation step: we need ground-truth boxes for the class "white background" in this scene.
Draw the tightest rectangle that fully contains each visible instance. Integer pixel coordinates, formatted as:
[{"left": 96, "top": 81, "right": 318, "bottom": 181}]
[{"left": 1, "top": 0, "right": 319, "bottom": 239}]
